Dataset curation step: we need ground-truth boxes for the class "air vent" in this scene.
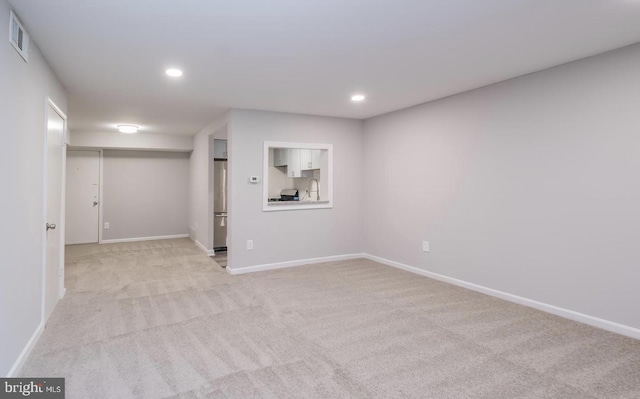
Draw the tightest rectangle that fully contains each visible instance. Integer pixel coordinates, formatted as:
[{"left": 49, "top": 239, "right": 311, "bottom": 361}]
[{"left": 9, "top": 11, "right": 29, "bottom": 62}]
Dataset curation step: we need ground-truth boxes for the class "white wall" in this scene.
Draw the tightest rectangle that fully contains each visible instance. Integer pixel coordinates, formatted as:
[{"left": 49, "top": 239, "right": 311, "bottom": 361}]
[
  {"left": 0, "top": 1, "right": 67, "bottom": 376},
  {"left": 102, "top": 150, "right": 189, "bottom": 241},
  {"left": 70, "top": 131, "right": 193, "bottom": 152},
  {"left": 188, "top": 113, "right": 229, "bottom": 252},
  {"left": 363, "top": 43, "right": 640, "bottom": 330},
  {"left": 228, "top": 109, "right": 364, "bottom": 270}
]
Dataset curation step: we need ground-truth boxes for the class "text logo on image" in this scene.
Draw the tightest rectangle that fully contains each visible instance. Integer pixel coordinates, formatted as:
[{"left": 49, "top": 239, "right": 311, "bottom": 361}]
[{"left": 0, "top": 378, "right": 64, "bottom": 398}]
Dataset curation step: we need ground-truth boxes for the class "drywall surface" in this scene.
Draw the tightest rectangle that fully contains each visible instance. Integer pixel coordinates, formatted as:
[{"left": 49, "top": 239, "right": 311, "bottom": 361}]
[
  {"left": 102, "top": 150, "right": 189, "bottom": 240},
  {"left": 188, "top": 113, "right": 229, "bottom": 250},
  {"left": 228, "top": 109, "right": 364, "bottom": 270},
  {"left": 0, "top": 0, "right": 67, "bottom": 376},
  {"left": 363, "top": 43, "right": 640, "bottom": 329},
  {"left": 69, "top": 131, "right": 193, "bottom": 152}
]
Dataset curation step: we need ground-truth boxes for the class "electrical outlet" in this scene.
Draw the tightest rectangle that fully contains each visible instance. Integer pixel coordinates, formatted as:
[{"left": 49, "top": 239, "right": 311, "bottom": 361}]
[
  {"left": 247, "top": 240, "right": 253, "bottom": 250},
  {"left": 104, "top": 222, "right": 110, "bottom": 229},
  {"left": 422, "top": 241, "right": 429, "bottom": 252}
]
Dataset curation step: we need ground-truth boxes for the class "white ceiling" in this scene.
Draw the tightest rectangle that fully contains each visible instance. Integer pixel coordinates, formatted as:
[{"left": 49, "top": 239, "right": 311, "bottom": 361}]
[{"left": 10, "top": 0, "right": 640, "bottom": 136}]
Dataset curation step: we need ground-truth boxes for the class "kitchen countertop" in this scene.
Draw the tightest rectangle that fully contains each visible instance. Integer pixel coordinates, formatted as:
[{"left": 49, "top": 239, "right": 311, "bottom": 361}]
[{"left": 267, "top": 200, "right": 330, "bottom": 206}]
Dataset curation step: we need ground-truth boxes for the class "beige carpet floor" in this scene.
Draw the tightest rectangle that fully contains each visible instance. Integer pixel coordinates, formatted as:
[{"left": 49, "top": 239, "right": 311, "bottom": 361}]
[{"left": 20, "top": 239, "right": 640, "bottom": 398}]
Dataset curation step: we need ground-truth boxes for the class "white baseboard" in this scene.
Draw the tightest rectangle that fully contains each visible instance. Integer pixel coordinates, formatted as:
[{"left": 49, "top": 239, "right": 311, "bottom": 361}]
[
  {"left": 100, "top": 234, "right": 189, "bottom": 244},
  {"left": 7, "top": 322, "right": 44, "bottom": 377},
  {"left": 66, "top": 240, "right": 98, "bottom": 245},
  {"left": 195, "top": 240, "right": 215, "bottom": 256},
  {"left": 363, "top": 254, "right": 640, "bottom": 340},
  {"left": 226, "top": 253, "right": 365, "bottom": 275}
]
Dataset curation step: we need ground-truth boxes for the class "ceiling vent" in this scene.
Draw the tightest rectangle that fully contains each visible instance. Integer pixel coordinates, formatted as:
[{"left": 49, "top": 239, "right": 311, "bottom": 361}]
[{"left": 9, "top": 11, "right": 29, "bottom": 62}]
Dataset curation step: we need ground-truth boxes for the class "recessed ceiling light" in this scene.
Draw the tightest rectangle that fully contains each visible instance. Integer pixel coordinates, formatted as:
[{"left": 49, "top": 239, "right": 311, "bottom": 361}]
[
  {"left": 165, "top": 68, "right": 183, "bottom": 77},
  {"left": 351, "top": 94, "right": 366, "bottom": 102},
  {"left": 117, "top": 125, "right": 139, "bottom": 134}
]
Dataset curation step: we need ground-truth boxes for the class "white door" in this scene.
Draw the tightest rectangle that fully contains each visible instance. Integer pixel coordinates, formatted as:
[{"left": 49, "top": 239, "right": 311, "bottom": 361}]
[
  {"left": 44, "top": 101, "right": 66, "bottom": 322},
  {"left": 65, "top": 151, "right": 100, "bottom": 244}
]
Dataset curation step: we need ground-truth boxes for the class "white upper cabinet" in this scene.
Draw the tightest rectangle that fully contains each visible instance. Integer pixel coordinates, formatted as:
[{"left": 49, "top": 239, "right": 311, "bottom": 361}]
[
  {"left": 300, "top": 149, "right": 321, "bottom": 170},
  {"left": 272, "top": 148, "right": 320, "bottom": 177},
  {"left": 214, "top": 139, "right": 228, "bottom": 159},
  {"left": 287, "top": 149, "right": 302, "bottom": 177},
  {"left": 273, "top": 148, "right": 288, "bottom": 166}
]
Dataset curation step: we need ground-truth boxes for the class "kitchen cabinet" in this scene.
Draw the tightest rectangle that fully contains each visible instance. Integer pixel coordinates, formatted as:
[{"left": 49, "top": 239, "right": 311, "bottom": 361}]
[
  {"left": 273, "top": 148, "right": 318, "bottom": 177},
  {"left": 300, "top": 149, "right": 321, "bottom": 170},
  {"left": 287, "top": 149, "right": 302, "bottom": 177},
  {"left": 214, "top": 139, "right": 228, "bottom": 159},
  {"left": 273, "top": 148, "right": 288, "bottom": 167}
]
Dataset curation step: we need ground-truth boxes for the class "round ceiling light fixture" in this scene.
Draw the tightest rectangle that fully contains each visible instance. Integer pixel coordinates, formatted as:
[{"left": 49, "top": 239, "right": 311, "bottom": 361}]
[
  {"left": 165, "top": 68, "right": 183, "bottom": 77},
  {"left": 117, "top": 124, "right": 139, "bottom": 134},
  {"left": 351, "top": 94, "right": 366, "bottom": 102}
]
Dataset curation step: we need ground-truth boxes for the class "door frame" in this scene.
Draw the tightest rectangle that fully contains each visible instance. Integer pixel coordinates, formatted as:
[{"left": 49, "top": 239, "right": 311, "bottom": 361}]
[
  {"left": 41, "top": 97, "right": 67, "bottom": 324},
  {"left": 65, "top": 149, "right": 103, "bottom": 244},
  {"left": 98, "top": 149, "right": 105, "bottom": 243}
]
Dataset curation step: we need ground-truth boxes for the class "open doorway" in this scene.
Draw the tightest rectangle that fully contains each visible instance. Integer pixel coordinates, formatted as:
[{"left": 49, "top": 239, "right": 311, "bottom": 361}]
[{"left": 213, "top": 139, "right": 228, "bottom": 267}]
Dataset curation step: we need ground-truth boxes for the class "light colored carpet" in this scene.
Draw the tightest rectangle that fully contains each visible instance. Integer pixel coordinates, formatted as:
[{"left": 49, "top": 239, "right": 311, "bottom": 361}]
[{"left": 20, "top": 239, "right": 640, "bottom": 398}]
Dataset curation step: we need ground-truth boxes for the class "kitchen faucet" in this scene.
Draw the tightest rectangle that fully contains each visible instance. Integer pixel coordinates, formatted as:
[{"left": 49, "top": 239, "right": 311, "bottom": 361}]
[{"left": 308, "top": 178, "right": 320, "bottom": 201}]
